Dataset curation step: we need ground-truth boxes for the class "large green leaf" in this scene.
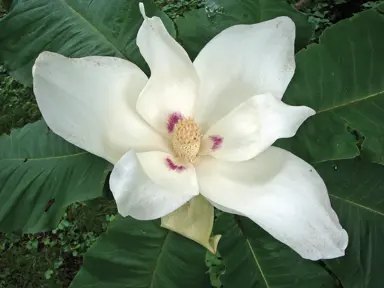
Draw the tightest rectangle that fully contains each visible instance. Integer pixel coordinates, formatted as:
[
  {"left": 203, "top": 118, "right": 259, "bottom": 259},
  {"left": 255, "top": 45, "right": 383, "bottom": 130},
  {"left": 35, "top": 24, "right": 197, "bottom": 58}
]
[
  {"left": 315, "top": 159, "right": 384, "bottom": 288},
  {"left": 176, "top": 0, "right": 313, "bottom": 59},
  {"left": 70, "top": 216, "right": 211, "bottom": 288},
  {"left": 0, "top": 0, "right": 175, "bottom": 85},
  {"left": 0, "top": 121, "right": 110, "bottom": 233},
  {"left": 278, "top": 8, "right": 384, "bottom": 164},
  {"left": 214, "top": 213, "right": 337, "bottom": 288}
]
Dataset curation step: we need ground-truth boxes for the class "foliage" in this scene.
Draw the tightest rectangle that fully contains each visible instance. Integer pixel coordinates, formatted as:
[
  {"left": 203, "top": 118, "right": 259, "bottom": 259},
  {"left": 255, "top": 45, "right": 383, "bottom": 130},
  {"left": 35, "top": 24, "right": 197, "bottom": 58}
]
[
  {"left": 0, "top": 2, "right": 6, "bottom": 17},
  {"left": 362, "top": 0, "right": 384, "bottom": 8},
  {"left": 0, "top": 0, "right": 175, "bottom": 85},
  {"left": 70, "top": 216, "right": 211, "bottom": 288},
  {"left": 176, "top": 0, "right": 313, "bottom": 59},
  {"left": 205, "top": 250, "right": 225, "bottom": 288},
  {"left": 316, "top": 159, "right": 384, "bottom": 288},
  {"left": 156, "top": 0, "right": 204, "bottom": 19},
  {"left": 1, "top": 0, "right": 384, "bottom": 287},
  {"left": 0, "top": 71, "right": 40, "bottom": 134},
  {"left": 214, "top": 214, "right": 337, "bottom": 287},
  {"left": 0, "top": 120, "right": 111, "bottom": 233},
  {"left": 0, "top": 198, "right": 116, "bottom": 287},
  {"left": 279, "top": 7, "right": 384, "bottom": 165},
  {"left": 296, "top": 0, "right": 384, "bottom": 41}
]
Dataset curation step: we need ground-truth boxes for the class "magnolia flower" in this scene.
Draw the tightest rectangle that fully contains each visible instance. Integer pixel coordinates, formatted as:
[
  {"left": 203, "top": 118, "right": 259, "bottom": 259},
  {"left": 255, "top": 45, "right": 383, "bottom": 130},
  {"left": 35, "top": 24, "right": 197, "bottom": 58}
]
[{"left": 32, "top": 3, "right": 348, "bottom": 260}]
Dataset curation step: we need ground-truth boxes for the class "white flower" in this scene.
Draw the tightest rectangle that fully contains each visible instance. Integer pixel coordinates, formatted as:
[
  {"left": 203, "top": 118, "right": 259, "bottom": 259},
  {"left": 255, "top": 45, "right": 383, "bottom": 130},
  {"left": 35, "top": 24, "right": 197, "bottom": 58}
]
[{"left": 32, "top": 3, "right": 348, "bottom": 260}]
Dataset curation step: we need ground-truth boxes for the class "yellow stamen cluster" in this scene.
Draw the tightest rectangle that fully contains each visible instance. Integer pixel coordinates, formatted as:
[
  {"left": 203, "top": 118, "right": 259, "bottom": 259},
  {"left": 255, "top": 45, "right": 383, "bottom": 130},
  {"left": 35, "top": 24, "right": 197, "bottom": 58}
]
[{"left": 172, "top": 117, "right": 201, "bottom": 163}]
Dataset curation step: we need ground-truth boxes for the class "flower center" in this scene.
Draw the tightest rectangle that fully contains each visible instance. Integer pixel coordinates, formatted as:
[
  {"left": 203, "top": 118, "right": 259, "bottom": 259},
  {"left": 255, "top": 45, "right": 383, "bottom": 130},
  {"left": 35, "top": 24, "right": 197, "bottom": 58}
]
[{"left": 172, "top": 117, "right": 201, "bottom": 163}]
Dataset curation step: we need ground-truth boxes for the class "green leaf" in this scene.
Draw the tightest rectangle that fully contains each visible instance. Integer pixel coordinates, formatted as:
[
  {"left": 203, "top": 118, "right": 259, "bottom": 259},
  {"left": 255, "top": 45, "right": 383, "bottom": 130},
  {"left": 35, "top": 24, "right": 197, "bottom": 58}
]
[
  {"left": 378, "top": 2, "right": 384, "bottom": 13},
  {"left": 44, "top": 269, "right": 54, "bottom": 280},
  {"left": 278, "top": 8, "right": 384, "bottom": 164},
  {"left": 214, "top": 214, "right": 337, "bottom": 288},
  {"left": 0, "top": 121, "right": 110, "bottom": 233},
  {"left": 0, "top": 0, "right": 175, "bottom": 85},
  {"left": 70, "top": 216, "right": 211, "bottom": 288},
  {"left": 176, "top": 0, "right": 313, "bottom": 59},
  {"left": 315, "top": 159, "right": 384, "bottom": 288}
]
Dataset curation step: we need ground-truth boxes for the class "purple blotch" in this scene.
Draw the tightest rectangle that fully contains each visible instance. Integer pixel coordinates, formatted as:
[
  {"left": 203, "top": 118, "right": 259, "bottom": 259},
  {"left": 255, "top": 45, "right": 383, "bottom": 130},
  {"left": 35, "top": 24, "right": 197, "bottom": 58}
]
[
  {"left": 165, "top": 158, "right": 186, "bottom": 172},
  {"left": 210, "top": 135, "right": 223, "bottom": 150},
  {"left": 167, "top": 112, "right": 183, "bottom": 133}
]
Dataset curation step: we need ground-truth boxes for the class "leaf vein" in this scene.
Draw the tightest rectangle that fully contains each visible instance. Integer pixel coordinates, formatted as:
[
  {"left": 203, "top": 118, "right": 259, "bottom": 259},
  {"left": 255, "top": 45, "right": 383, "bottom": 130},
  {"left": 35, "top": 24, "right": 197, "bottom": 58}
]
[
  {"left": 316, "top": 90, "right": 384, "bottom": 114},
  {"left": 329, "top": 194, "right": 384, "bottom": 217},
  {"left": 246, "top": 239, "right": 270, "bottom": 288}
]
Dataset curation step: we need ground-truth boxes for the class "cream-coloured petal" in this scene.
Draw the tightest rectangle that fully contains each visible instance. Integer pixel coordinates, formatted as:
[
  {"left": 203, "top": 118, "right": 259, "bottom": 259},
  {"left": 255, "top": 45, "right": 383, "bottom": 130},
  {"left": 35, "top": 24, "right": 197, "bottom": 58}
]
[
  {"left": 193, "top": 17, "right": 296, "bottom": 130},
  {"left": 200, "top": 94, "right": 315, "bottom": 161},
  {"left": 161, "top": 195, "right": 221, "bottom": 254},
  {"left": 33, "top": 52, "right": 168, "bottom": 164},
  {"left": 136, "top": 3, "right": 199, "bottom": 135},
  {"left": 196, "top": 148, "right": 348, "bottom": 260},
  {"left": 110, "top": 150, "right": 199, "bottom": 220}
]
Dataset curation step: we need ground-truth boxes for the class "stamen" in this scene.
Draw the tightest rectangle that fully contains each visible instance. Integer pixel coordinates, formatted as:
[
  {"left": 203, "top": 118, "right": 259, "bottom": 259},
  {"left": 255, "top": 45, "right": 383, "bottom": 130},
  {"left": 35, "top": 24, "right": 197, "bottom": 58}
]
[{"left": 172, "top": 117, "right": 201, "bottom": 163}]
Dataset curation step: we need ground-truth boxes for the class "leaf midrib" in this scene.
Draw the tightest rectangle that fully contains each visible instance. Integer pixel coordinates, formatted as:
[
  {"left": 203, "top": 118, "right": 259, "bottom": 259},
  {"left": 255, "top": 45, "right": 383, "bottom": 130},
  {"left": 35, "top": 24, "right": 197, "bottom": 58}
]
[
  {"left": 316, "top": 90, "right": 384, "bottom": 114},
  {"left": 59, "top": 0, "right": 125, "bottom": 58},
  {"left": 235, "top": 216, "right": 270, "bottom": 288},
  {"left": 1, "top": 151, "right": 87, "bottom": 161},
  {"left": 246, "top": 239, "right": 270, "bottom": 288},
  {"left": 330, "top": 193, "right": 384, "bottom": 217}
]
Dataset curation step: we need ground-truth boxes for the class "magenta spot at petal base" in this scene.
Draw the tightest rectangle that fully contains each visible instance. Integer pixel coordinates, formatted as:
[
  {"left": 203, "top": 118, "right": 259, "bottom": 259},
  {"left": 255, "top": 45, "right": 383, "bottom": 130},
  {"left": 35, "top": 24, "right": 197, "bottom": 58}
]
[
  {"left": 210, "top": 135, "right": 223, "bottom": 150},
  {"left": 165, "top": 158, "right": 186, "bottom": 172},
  {"left": 167, "top": 112, "right": 183, "bottom": 133}
]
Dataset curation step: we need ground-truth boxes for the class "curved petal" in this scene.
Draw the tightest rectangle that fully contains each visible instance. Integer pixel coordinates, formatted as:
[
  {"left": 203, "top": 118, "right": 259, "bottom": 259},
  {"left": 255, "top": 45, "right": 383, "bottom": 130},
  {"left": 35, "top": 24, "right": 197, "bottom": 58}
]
[
  {"left": 33, "top": 52, "right": 169, "bottom": 164},
  {"left": 110, "top": 150, "right": 199, "bottom": 220},
  {"left": 196, "top": 147, "right": 348, "bottom": 260},
  {"left": 161, "top": 195, "right": 221, "bottom": 254},
  {"left": 193, "top": 17, "right": 296, "bottom": 130},
  {"left": 136, "top": 4, "right": 199, "bottom": 135},
  {"left": 200, "top": 94, "right": 315, "bottom": 161}
]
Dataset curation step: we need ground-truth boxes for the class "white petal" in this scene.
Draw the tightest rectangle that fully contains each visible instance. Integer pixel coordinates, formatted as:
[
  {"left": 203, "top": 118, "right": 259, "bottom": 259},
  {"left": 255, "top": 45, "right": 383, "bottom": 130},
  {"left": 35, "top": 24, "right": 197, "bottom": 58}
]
[
  {"left": 110, "top": 150, "right": 199, "bottom": 220},
  {"left": 196, "top": 147, "right": 348, "bottom": 260},
  {"left": 33, "top": 52, "right": 169, "bottom": 164},
  {"left": 136, "top": 5, "right": 199, "bottom": 135},
  {"left": 193, "top": 17, "right": 296, "bottom": 130},
  {"left": 201, "top": 94, "right": 315, "bottom": 161}
]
